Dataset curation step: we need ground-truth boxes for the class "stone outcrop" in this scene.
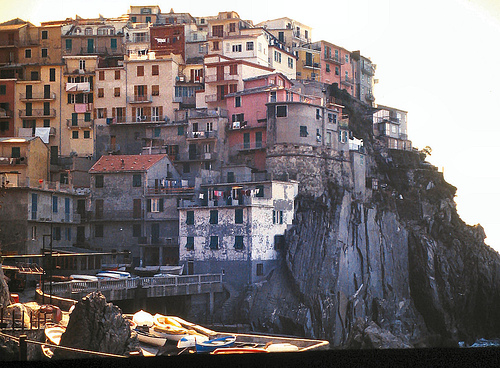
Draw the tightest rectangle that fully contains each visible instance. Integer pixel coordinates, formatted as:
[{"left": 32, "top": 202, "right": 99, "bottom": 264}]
[
  {"left": 54, "top": 292, "right": 134, "bottom": 359},
  {"left": 241, "top": 90, "right": 500, "bottom": 348},
  {"left": 0, "top": 264, "right": 10, "bottom": 308}
]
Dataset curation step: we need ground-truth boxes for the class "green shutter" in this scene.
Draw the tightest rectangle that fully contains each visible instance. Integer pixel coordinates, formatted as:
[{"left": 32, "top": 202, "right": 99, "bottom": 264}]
[{"left": 147, "top": 199, "right": 151, "bottom": 212}]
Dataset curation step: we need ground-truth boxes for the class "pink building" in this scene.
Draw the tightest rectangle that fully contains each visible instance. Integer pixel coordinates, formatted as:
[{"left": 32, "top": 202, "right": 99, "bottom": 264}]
[{"left": 225, "top": 73, "right": 300, "bottom": 170}]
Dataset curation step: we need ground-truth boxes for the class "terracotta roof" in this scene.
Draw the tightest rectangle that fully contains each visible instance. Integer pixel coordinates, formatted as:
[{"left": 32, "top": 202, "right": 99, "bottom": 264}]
[{"left": 89, "top": 154, "right": 167, "bottom": 173}]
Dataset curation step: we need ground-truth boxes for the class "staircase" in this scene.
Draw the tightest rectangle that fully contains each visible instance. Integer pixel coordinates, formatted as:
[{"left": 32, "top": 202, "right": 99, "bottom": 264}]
[{"left": 220, "top": 282, "right": 239, "bottom": 324}]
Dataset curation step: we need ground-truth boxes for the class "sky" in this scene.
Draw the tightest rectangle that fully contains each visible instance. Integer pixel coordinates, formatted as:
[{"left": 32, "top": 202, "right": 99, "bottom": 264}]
[{"left": 2, "top": 0, "right": 500, "bottom": 252}]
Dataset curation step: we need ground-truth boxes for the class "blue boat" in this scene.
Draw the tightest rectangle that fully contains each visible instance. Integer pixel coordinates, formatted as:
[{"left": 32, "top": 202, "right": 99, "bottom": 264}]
[{"left": 195, "top": 336, "right": 236, "bottom": 353}]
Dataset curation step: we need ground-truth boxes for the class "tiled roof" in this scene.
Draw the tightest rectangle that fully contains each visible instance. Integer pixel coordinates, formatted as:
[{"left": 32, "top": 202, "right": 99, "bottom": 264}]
[{"left": 89, "top": 154, "right": 167, "bottom": 173}]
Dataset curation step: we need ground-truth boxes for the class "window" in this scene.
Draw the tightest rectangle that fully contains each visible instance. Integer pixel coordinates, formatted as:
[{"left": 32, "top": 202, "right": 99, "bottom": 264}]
[
  {"left": 206, "top": 121, "right": 213, "bottom": 132},
  {"left": 41, "top": 48, "right": 48, "bottom": 58},
  {"left": 52, "top": 196, "right": 58, "bottom": 213},
  {"left": 235, "top": 208, "right": 243, "bottom": 224},
  {"left": 229, "top": 84, "right": 237, "bottom": 93},
  {"left": 95, "top": 175, "right": 103, "bottom": 188},
  {"left": 274, "top": 51, "right": 281, "bottom": 63},
  {"left": 276, "top": 105, "right": 287, "bottom": 117},
  {"left": 84, "top": 130, "right": 90, "bottom": 139},
  {"left": 150, "top": 198, "right": 163, "bottom": 212},
  {"left": 41, "top": 30, "right": 48, "bottom": 39},
  {"left": 110, "top": 38, "right": 117, "bottom": 49},
  {"left": 234, "top": 236, "right": 244, "bottom": 250},
  {"left": 50, "top": 68, "right": 55, "bottom": 82},
  {"left": 98, "top": 88, "right": 104, "bottom": 98},
  {"left": 270, "top": 91, "right": 276, "bottom": 103},
  {"left": 133, "top": 174, "right": 141, "bottom": 187},
  {"left": 177, "top": 126, "right": 184, "bottom": 136},
  {"left": 288, "top": 57, "right": 293, "bottom": 69},
  {"left": 65, "top": 39, "right": 72, "bottom": 51},
  {"left": 272, "top": 210, "right": 283, "bottom": 224},
  {"left": 99, "top": 71, "right": 105, "bottom": 81},
  {"left": 137, "top": 66, "right": 144, "bottom": 76},
  {"left": 186, "top": 211, "right": 194, "bottom": 225},
  {"left": 72, "top": 130, "right": 79, "bottom": 139},
  {"left": 335, "top": 66, "right": 339, "bottom": 75},
  {"left": 345, "top": 54, "right": 349, "bottom": 63},
  {"left": 256, "top": 185, "right": 264, "bottom": 197},
  {"left": 213, "top": 41, "right": 219, "bottom": 51},
  {"left": 186, "top": 237, "right": 194, "bottom": 250},
  {"left": 256, "top": 263, "right": 263, "bottom": 276},
  {"left": 43, "top": 119, "right": 50, "bottom": 127},
  {"left": 66, "top": 227, "right": 71, "bottom": 241},
  {"left": 210, "top": 236, "right": 219, "bottom": 250},
  {"left": 326, "top": 64, "right": 330, "bottom": 73},
  {"left": 326, "top": 131, "right": 332, "bottom": 147},
  {"left": 229, "top": 22, "right": 236, "bottom": 32},
  {"left": 133, "top": 224, "right": 141, "bottom": 237},
  {"left": 152, "top": 65, "right": 159, "bottom": 75},
  {"left": 152, "top": 85, "right": 159, "bottom": 96},
  {"left": 300, "top": 126, "right": 308, "bottom": 137},
  {"left": 232, "top": 44, "right": 242, "bottom": 52},
  {"left": 95, "top": 224, "right": 103, "bottom": 238},
  {"left": 115, "top": 70, "right": 120, "bottom": 80},
  {"left": 274, "top": 235, "right": 285, "bottom": 250},
  {"left": 316, "top": 109, "right": 321, "bottom": 120},
  {"left": 79, "top": 59, "right": 85, "bottom": 70},
  {"left": 246, "top": 41, "right": 254, "bottom": 51},
  {"left": 345, "top": 71, "right": 349, "bottom": 80},
  {"left": 114, "top": 87, "right": 120, "bottom": 97},
  {"left": 131, "top": 16, "right": 137, "bottom": 23},
  {"left": 209, "top": 210, "right": 218, "bottom": 224},
  {"left": 0, "top": 85, "right": 5, "bottom": 95},
  {"left": 25, "top": 49, "right": 31, "bottom": 58},
  {"left": 232, "top": 113, "right": 244, "bottom": 122},
  {"left": 183, "top": 163, "right": 190, "bottom": 173},
  {"left": 339, "top": 130, "right": 348, "bottom": 143},
  {"left": 31, "top": 226, "right": 36, "bottom": 240},
  {"left": 53, "top": 227, "right": 61, "bottom": 241},
  {"left": 235, "top": 96, "right": 241, "bottom": 107}
]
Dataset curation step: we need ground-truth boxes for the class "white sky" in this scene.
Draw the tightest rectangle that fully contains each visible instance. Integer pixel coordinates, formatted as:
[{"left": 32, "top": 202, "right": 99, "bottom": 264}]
[{"left": 2, "top": 0, "right": 500, "bottom": 252}]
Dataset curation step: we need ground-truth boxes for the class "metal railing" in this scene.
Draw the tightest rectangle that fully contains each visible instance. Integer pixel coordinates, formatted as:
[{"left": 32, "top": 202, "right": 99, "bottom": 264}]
[
  {"left": 0, "top": 109, "right": 13, "bottom": 118},
  {"left": 302, "top": 61, "right": 320, "bottom": 69},
  {"left": 324, "top": 55, "right": 343, "bottom": 64},
  {"left": 204, "top": 73, "right": 239, "bottom": 83},
  {"left": 186, "top": 131, "right": 218, "bottom": 139},
  {"left": 205, "top": 94, "right": 218, "bottom": 103},
  {"left": 19, "top": 108, "right": 56, "bottom": 118},
  {"left": 231, "top": 141, "right": 266, "bottom": 151},
  {"left": 127, "top": 95, "right": 153, "bottom": 103},
  {"left": 66, "top": 119, "right": 93, "bottom": 128},
  {"left": 19, "top": 92, "right": 56, "bottom": 100},
  {"left": 341, "top": 76, "right": 355, "bottom": 85},
  {"left": 137, "top": 236, "right": 179, "bottom": 246}
]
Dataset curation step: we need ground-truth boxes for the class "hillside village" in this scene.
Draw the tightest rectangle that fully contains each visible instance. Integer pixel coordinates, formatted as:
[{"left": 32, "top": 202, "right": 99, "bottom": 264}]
[{"left": 0, "top": 5, "right": 413, "bottom": 292}]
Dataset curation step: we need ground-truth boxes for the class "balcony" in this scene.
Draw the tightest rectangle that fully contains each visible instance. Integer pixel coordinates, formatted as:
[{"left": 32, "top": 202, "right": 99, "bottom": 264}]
[
  {"left": 324, "top": 55, "right": 343, "bottom": 65},
  {"left": 362, "top": 64, "right": 376, "bottom": 76},
  {"left": 341, "top": 77, "right": 355, "bottom": 86},
  {"left": 76, "top": 46, "right": 121, "bottom": 56},
  {"left": 127, "top": 95, "right": 153, "bottom": 103},
  {"left": 146, "top": 185, "right": 194, "bottom": 195},
  {"left": 178, "top": 152, "right": 216, "bottom": 162},
  {"left": 66, "top": 119, "right": 93, "bottom": 129},
  {"left": 365, "top": 93, "right": 375, "bottom": 102},
  {"left": 302, "top": 61, "right": 320, "bottom": 70},
  {"left": 0, "top": 40, "right": 18, "bottom": 47},
  {"left": 204, "top": 94, "right": 219, "bottom": 103},
  {"left": 138, "top": 237, "right": 179, "bottom": 247},
  {"left": 204, "top": 73, "right": 239, "bottom": 83},
  {"left": 0, "top": 110, "right": 13, "bottom": 119},
  {"left": 93, "top": 209, "right": 143, "bottom": 221},
  {"left": 107, "top": 115, "right": 168, "bottom": 125},
  {"left": 188, "top": 108, "right": 228, "bottom": 119},
  {"left": 66, "top": 82, "right": 91, "bottom": 92},
  {"left": 232, "top": 141, "right": 267, "bottom": 152},
  {"left": 186, "top": 131, "right": 218, "bottom": 140},
  {"left": 0, "top": 156, "right": 26, "bottom": 165},
  {"left": 63, "top": 68, "right": 95, "bottom": 76},
  {"left": 19, "top": 92, "right": 57, "bottom": 101},
  {"left": 19, "top": 108, "right": 56, "bottom": 118}
]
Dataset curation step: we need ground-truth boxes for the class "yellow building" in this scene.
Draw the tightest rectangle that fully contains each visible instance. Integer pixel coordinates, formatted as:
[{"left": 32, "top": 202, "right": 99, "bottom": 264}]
[{"left": 295, "top": 45, "right": 321, "bottom": 81}]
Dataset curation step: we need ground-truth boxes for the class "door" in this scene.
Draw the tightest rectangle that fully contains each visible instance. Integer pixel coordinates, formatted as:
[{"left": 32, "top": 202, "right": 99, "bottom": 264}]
[
  {"left": 76, "top": 226, "right": 85, "bottom": 243},
  {"left": 243, "top": 132, "right": 250, "bottom": 149},
  {"left": 189, "top": 143, "right": 197, "bottom": 160},
  {"left": 44, "top": 85, "right": 50, "bottom": 99},
  {"left": 87, "top": 39, "right": 94, "bottom": 54},
  {"left": 216, "top": 65, "right": 224, "bottom": 81},
  {"left": 255, "top": 131, "right": 262, "bottom": 148},
  {"left": 72, "top": 113, "right": 78, "bottom": 126},
  {"left": 133, "top": 199, "right": 141, "bottom": 219},
  {"left": 25, "top": 85, "right": 32, "bottom": 99},
  {"left": 43, "top": 102, "right": 50, "bottom": 116},
  {"left": 151, "top": 223, "right": 160, "bottom": 244},
  {"left": 65, "top": 197, "right": 70, "bottom": 222},
  {"left": 50, "top": 146, "right": 58, "bottom": 165},
  {"left": 77, "top": 199, "right": 85, "bottom": 218}
]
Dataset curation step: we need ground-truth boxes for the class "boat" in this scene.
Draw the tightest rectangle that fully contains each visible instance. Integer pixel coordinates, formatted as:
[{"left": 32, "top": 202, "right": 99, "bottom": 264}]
[
  {"left": 153, "top": 314, "right": 184, "bottom": 329},
  {"left": 135, "top": 327, "right": 167, "bottom": 346},
  {"left": 96, "top": 271, "right": 124, "bottom": 279},
  {"left": 133, "top": 310, "right": 154, "bottom": 327},
  {"left": 177, "top": 335, "right": 209, "bottom": 349},
  {"left": 44, "top": 324, "right": 66, "bottom": 345},
  {"left": 196, "top": 336, "right": 236, "bottom": 353},
  {"left": 134, "top": 265, "right": 184, "bottom": 277},
  {"left": 99, "top": 270, "right": 132, "bottom": 278},
  {"left": 212, "top": 347, "right": 268, "bottom": 354},
  {"left": 70, "top": 274, "right": 98, "bottom": 282},
  {"left": 152, "top": 314, "right": 191, "bottom": 341},
  {"left": 265, "top": 343, "right": 299, "bottom": 352}
]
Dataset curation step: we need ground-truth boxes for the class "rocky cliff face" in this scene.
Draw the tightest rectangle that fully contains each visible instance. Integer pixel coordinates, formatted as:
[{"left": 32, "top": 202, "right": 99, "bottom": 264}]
[{"left": 241, "top": 91, "right": 500, "bottom": 347}]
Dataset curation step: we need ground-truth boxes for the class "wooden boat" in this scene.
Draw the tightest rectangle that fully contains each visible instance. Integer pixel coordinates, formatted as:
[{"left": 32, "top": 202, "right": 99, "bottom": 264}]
[
  {"left": 151, "top": 327, "right": 189, "bottom": 342},
  {"left": 265, "top": 343, "right": 299, "bottom": 352},
  {"left": 135, "top": 327, "right": 167, "bottom": 346},
  {"left": 196, "top": 336, "right": 236, "bottom": 353},
  {"left": 212, "top": 347, "right": 268, "bottom": 354},
  {"left": 44, "top": 324, "right": 66, "bottom": 345},
  {"left": 133, "top": 310, "right": 154, "bottom": 327},
  {"left": 153, "top": 314, "right": 184, "bottom": 329},
  {"left": 134, "top": 265, "right": 184, "bottom": 277}
]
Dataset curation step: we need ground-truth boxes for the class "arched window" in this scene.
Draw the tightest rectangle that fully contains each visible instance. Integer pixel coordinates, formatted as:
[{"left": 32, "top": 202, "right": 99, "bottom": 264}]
[{"left": 85, "top": 28, "right": 93, "bottom": 35}]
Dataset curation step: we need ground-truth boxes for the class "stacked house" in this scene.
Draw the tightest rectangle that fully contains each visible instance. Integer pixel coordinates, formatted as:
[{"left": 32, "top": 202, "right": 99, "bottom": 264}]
[{"left": 0, "top": 5, "right": 411, "bottom": 288}]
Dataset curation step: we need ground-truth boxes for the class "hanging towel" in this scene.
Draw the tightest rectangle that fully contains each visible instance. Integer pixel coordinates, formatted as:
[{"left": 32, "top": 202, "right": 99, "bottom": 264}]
[
  {"left": 34, "top": 128, "right": 50, "bottom": 144},
  {"left": 74, "top": 103, "right": 87, "bottom": 113}
]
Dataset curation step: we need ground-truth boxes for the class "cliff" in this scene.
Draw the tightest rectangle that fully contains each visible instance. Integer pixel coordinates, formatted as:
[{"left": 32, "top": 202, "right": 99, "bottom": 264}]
[{"left": 241, "top": 90, "right": 500, "bottom": 347}]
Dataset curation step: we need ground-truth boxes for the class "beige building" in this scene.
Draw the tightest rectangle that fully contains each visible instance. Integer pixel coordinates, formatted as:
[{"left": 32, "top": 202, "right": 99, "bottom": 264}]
[{"left": 256, "top": 17, "right": 312, "bottom": 51}]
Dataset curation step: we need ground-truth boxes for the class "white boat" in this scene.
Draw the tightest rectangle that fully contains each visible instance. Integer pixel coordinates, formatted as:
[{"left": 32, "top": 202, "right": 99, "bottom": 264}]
[
  {"left": 135, "top": 327, "right": 167, "bottom": 346},
  {"left": 133, "top": 310, "right": 154, "bottom": 327},
  {"left": 134, "top": 264, "right": 184, "bottom": 276},
  {"left": 159, "top": 265, "right": 184, "bottom": 275},
  {"left": 45, "top": 324, "right": 66, "bottom": 345},
  {"left": 70, "top": 274, "right": 98, "bottom": 282},
  {"left": 96, "top": 272, "right": 124, "bottom": 279},
  {"left": 100, "top": 270, "right": 131, "bottom": 278}
]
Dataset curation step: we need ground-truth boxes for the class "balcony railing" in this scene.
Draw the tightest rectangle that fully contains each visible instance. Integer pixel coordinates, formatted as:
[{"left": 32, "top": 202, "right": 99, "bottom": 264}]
[
  {"left": 146, "top": 186, "right": 195, "bottom": 195},
  {"left": 205, "top": 94, "right": 219, "bottom": 103},
  {"left": 0, "top": 156, "right": 26, "bottom": 165},
  {"left": 232, "top": 141, "right": 266, "bottom": 151},
  {"left": 0, "top": 110, "right": 13, "bottom": 118},
  {"left": 178, "top": 152, "right": 216, "bottom": 161},
  {"left": 0, "top": 40, "right": 18, "bottom": 47},
  {"left": 66, "top": 119, "right": 93, "bottom": 128},
  {"left": 362, "top": 64, "right": 376, "bottom": 76},
  {"left": 138, "top": 236, "right": 179, "bottom": 246},
  {"left": 365, "top": 93, "right": 375, "bottom": 102},
  {"left": 19, "top": 108, "right": 56, "bottom": 118},
  {"left": 127, "top": 95, "right": 153, "bottom": 103},
  {"left": 107, "top": 115, "right": 167, "bottom": 124},
  {"left": 302, "top": 61, "right": 320, "bottom": 69},
  {"left": 341, "top": 77, "right": 355, "bottom": 86},
  {"left": 75, "top": 46, "right": 121, "bottom": 55},
  {"left": 186, "top": 131, "right": 218, "bottom": 139},
  {"left": 187, "top": 108, "right": 228, "bottom": 119},
  {"left": 19, "top": 92, "right": 56, "bottom": 101},
  {"left": 204, "top": 73, "right": 239, "bottom": 83},
  {"left": 324, "top": 55, "right": 343, "bottom": 65},
  {"left": 63, "top": 68, "right": 95, "bottom": 75}
]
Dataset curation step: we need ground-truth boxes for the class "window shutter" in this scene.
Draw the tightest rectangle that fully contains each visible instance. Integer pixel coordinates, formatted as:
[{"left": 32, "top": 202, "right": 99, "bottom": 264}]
[
  {"left": 147, "top": 199, "right": 151, "bottom": 212},
  {"left": 103, "top": 108, "right": 107, "bottom": 118},
  {"left": 67, "top": 94, "right": 71, "bottom": 104},
  {"left": 93, "top": 108, "right": 97, "bottom": 119},
  {"left": 132, "top": 107, "right": 136, "bottom": 119},
  {"left": 273, "top": 210, "right": 276, "bottom": 224},
  {"left": 159, "top": 198, "right": 164, "bottom": 212},
  {"left": 159, "top": 106, "right": 163, "bottom": 118},
  {"left": 112, "top": 107, "right": 116, "bottom": 118}
]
